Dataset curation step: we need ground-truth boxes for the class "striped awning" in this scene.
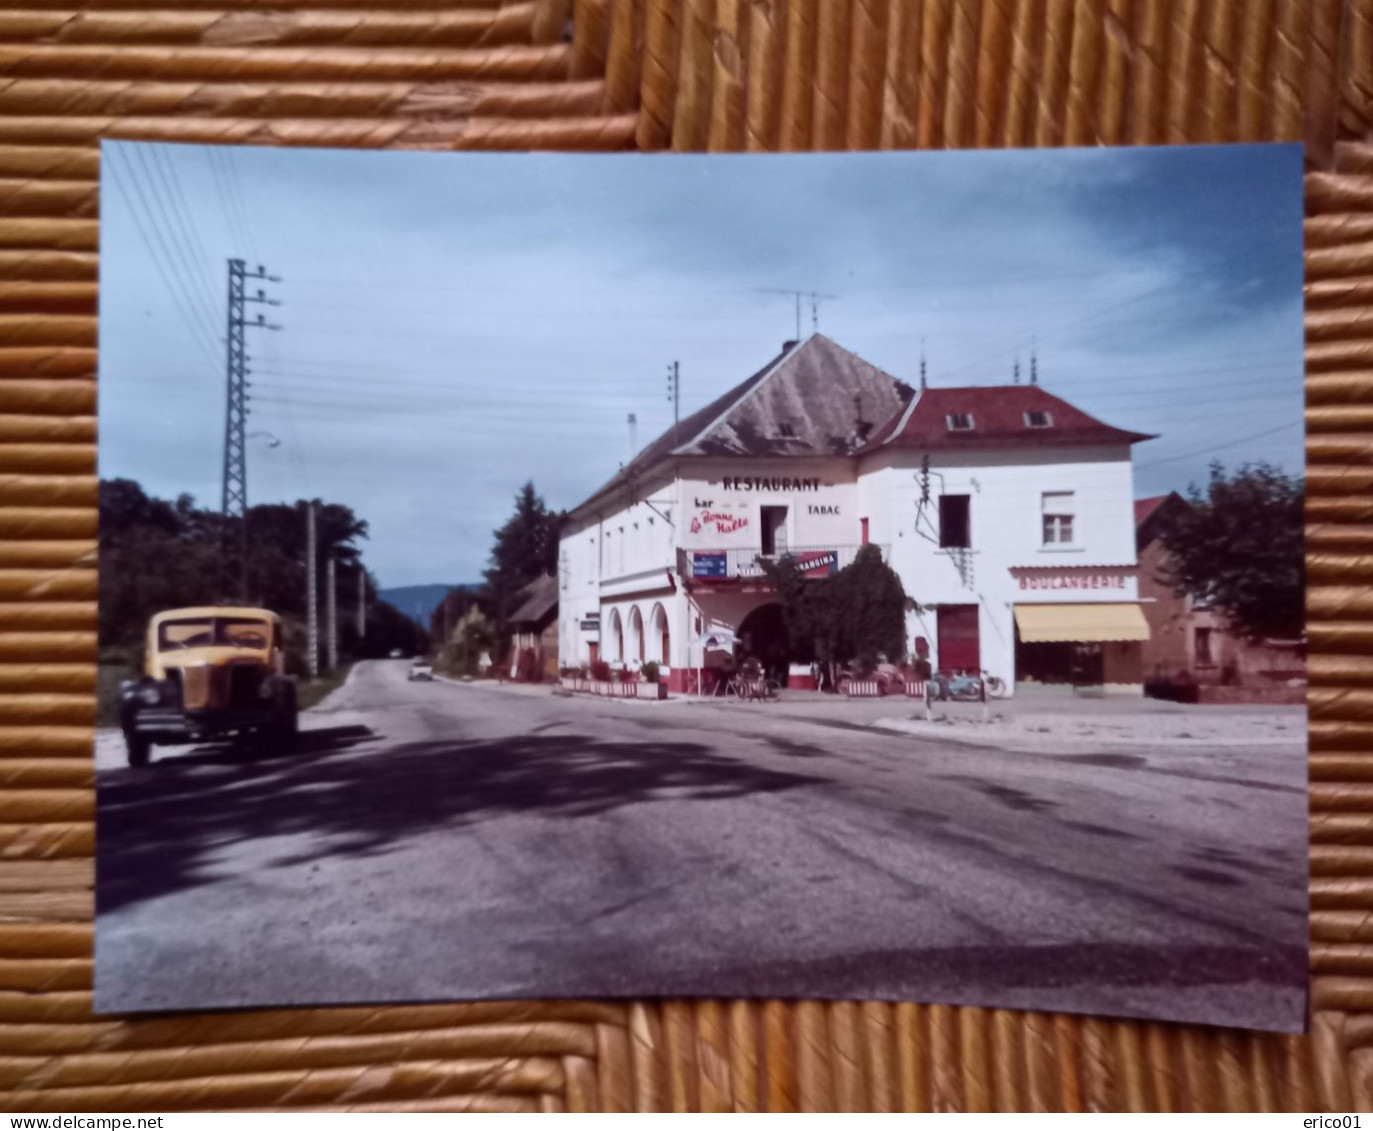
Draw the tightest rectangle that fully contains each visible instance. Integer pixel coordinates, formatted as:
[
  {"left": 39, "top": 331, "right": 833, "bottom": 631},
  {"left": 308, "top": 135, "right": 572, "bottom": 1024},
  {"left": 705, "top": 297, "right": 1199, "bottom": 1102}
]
[{"left": 1014, "top": 603, "right": 1151, "bottom": 643}]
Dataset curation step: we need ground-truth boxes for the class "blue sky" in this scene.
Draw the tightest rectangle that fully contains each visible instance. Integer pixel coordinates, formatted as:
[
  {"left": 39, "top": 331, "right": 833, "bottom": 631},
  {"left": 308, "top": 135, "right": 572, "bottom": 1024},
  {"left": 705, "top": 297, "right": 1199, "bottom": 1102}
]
[{"left": 98, "top": 143, "right": 1305, "bottom": 588}]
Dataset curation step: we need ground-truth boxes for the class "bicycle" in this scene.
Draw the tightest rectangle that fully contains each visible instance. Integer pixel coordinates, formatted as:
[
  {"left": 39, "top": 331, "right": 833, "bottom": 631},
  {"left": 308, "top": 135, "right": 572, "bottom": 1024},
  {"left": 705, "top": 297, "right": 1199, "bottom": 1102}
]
[{"left": 724, "top": 675, "right": 781, "bottom": 702}]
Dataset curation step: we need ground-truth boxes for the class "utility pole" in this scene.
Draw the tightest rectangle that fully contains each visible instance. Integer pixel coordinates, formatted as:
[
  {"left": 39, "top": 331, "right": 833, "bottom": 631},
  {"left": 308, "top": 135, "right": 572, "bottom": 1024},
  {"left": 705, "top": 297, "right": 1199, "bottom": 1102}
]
[
  {"left": 306, "top": 500, "right": 319, "bottom": 679},
  {"left": 326, "top": 553, "right": 338, "bottom": 671},
  {"left": 222, "top": 258, "right": 281, "bottom": 602},
  {"left": 667, "top": 360, "right": 680, "bottom": 447},
  {"left": 357, "top": 568, "right": 366, "bottom": 639}
]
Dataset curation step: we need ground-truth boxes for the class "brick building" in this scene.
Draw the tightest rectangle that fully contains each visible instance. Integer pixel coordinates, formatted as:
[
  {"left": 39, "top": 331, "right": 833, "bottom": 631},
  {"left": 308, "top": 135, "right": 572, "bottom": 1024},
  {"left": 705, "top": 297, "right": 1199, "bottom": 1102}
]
[{"left": 1136, "top": 494, "right": 1305, "bottom": 701}]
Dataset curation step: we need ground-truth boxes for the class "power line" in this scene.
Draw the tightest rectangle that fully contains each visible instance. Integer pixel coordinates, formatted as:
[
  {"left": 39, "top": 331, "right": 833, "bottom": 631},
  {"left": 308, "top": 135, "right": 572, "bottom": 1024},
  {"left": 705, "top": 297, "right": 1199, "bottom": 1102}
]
[
  {"left": 133, "top": 144, "right": 221, "bottom": 337},
  {"left": 1134, "top": 419, "right": 1304, "bottom": 471},
  {"left": 932, "top": 244, "right": 1295, "bottom": 385},
  {"left": 205, "top": 146, "right": 253, "bottom": 256},
  {"left": 251, "top": 352, "right": 1298, "bottom": 393},
  {"left": 219, "top": 147, "right": 263, "bottom": 265},
  {"left": 104, "top": 146, "right": 222, "bottom": 373},
  {"left": 247, "top": 365, "right": 1296, "bottom": 410},
  {"left": 150, "top": 145, "right": 223, "bottom": 328}
]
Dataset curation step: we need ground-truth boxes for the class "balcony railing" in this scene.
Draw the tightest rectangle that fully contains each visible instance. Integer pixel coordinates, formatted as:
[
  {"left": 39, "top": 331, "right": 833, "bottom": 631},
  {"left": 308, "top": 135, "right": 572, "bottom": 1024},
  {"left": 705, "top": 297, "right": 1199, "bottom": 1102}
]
[{"left": 680, "top": 544, "right": 889, "bottom": 581}]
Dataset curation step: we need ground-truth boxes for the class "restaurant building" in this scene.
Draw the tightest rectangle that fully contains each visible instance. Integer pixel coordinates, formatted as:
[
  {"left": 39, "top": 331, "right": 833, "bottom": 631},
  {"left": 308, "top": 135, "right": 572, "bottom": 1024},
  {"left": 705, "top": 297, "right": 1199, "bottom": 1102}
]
[{"left": 558, "top": 334, "right": 1155, "bottom": 694}]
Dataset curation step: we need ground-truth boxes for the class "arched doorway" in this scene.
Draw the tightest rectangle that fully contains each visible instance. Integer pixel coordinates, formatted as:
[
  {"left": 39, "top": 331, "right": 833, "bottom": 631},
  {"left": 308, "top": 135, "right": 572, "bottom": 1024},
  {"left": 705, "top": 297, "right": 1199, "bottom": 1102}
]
[
  {"left": 738, "top": 603, "right": 790, "bottom": 683},
  {"left": 649, "top": 603, "right": 669, "bottom": 665},
  {"left": 628, "top": 606, "right": 644, "bottom": 664},
  {"left": 606, "top": 608, "right": 623, "bottom": 663}
]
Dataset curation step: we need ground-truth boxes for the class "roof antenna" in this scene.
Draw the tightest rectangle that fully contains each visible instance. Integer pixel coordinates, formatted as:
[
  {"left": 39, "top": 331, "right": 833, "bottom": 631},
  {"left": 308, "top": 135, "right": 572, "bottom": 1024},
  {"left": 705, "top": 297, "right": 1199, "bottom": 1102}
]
[
  {"left": 919, "top": 339, "right": 927, "bottom": 392},
  {"left": 1013, "top": 355, "right": 1021, "bottom": 385},
  {"left": 753, "top": 289, "right": 837, "bottom": 340},
  {"left": 1030, "top": 338, "right": 1038, "bottom": 386}
]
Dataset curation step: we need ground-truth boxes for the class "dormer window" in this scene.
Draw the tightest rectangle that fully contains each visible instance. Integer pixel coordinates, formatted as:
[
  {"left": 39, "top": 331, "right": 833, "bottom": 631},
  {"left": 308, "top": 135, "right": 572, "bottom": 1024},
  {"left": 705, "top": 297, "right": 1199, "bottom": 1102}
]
[
  {"left": 946, "top": 413, "right": 974, "bottom": 431},
  {"left": 1025, "top": 410, "right": 1053, "bottom": 428}
]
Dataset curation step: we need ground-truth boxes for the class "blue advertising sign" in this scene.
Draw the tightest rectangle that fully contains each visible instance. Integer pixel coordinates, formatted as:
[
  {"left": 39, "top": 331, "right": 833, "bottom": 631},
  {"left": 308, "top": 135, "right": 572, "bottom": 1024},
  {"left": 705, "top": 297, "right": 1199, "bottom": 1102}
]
[{"left": 693, "top": 552, "right": 728, "bottom": 578}]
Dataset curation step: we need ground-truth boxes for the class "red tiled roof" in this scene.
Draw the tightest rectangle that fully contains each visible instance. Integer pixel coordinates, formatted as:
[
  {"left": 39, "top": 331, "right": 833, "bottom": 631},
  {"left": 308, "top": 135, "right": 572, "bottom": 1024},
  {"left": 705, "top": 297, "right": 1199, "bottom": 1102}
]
[
  {"left": 1135, "top": 495, "right": 1169, "bottom": 524},
  {"left": 864, "top": 384, "right": 1155, "bottom": 452},
  {"left": 1135, "top": 490, "right": 1188, "bottom": 549}
]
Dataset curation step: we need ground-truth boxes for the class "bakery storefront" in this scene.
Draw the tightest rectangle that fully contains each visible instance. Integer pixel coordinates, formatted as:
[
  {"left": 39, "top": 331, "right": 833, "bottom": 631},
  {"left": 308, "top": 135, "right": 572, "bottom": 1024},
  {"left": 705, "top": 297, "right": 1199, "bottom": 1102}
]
[{"left": 1010, "top": 567, "right": 1150, "bottom": 692}]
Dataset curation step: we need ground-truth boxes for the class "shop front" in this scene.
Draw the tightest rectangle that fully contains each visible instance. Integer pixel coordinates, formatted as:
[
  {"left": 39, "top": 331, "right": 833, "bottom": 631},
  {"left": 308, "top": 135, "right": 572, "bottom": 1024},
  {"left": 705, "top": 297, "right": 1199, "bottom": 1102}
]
[{"left": 1012, "top": 600, "right": 1150, "bottom": 693}]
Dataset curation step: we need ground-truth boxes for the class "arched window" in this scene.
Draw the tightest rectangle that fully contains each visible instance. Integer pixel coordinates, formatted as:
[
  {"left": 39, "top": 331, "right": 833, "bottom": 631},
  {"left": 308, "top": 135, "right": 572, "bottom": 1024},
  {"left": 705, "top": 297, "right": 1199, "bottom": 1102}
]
[
  {"left": 649, "top": 603, "right": 670, "bottom": 665},
  {"left": 628, "top": 606, "right": 645, "bottom": 664},
  {"left": 606, "top": 608, "right": 623, "bottom": 663}
]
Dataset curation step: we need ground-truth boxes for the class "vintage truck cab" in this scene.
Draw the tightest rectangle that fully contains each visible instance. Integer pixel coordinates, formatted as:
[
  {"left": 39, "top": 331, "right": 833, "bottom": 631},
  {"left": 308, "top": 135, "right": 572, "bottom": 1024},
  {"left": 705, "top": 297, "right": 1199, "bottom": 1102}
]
[{"left": 118, "top": 606, "right": 299, "bottom": 767}]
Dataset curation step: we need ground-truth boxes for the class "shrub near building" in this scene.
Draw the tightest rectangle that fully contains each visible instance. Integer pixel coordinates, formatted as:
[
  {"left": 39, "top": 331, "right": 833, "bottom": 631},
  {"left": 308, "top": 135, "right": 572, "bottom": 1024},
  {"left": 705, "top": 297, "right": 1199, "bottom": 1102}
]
[{"left": 764, "top": 543, "right": 908, "bottom": 680}]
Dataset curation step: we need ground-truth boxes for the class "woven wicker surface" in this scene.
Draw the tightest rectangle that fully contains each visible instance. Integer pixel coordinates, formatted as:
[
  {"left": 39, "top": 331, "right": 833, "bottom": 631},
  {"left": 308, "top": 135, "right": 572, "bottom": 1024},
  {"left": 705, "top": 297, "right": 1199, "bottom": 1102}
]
[{"left": 1, "top": 0, "right": 1372, "bottom": 1112}]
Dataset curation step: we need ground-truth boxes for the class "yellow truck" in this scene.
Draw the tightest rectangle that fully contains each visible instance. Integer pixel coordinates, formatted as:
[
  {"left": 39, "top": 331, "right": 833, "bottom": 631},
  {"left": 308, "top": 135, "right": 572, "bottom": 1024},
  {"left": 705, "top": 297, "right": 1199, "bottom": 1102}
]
[{"left": 118, "top": 606, "right": 299, "bottom": 767}]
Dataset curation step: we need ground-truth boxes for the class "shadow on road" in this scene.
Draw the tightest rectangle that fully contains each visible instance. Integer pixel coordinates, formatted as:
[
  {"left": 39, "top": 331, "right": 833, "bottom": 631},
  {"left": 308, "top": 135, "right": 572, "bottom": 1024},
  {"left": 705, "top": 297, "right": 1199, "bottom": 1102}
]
[{"left": 97, "top": 730, "right": 820, "bottom": 916}]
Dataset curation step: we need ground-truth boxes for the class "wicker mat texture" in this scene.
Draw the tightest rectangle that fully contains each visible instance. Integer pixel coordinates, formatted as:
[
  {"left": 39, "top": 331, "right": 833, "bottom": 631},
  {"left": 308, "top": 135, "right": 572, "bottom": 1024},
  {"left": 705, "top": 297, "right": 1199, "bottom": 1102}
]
[{"left": 1, "top": 0, "right": 1372, "bottom": 1112}]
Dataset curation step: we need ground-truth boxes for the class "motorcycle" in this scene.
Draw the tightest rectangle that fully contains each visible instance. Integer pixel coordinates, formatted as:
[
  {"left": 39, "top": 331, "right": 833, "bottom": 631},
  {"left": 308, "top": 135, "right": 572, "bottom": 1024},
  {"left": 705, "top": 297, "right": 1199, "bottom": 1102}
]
[{"left": 928, "top": 670, "right": 1006, "bottom": 701}]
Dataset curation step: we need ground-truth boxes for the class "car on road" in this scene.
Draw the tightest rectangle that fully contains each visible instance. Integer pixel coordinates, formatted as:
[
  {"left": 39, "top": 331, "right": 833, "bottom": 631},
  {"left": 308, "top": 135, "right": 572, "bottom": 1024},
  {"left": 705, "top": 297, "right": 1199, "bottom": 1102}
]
[
  {"left": 118, "top": 606, "right": 298, "bottom": 768},
  {"left": 408, "top": 658, "right": 434, "bottom": 681}
]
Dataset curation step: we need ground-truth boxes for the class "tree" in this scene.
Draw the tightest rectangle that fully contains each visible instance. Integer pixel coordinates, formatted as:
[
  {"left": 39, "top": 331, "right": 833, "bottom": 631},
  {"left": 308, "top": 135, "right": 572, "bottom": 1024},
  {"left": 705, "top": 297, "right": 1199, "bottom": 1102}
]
[
  {"left": 445, "top": 607, "right": 495, "bottom": 676},
  {"left": 429, "top": 586, "right": 488, "bottom": 645},
  {"left": 98, "top": 479, "right": 392, "bottom": 672},
  {"left": 1158, "top": 461, "right": 1304, "bottom": 642},
  {"left": 832, "top": 544, "right": 908, "bottom": 667},
  {"left": 760, "top": 554, "right": 839, "bottom": 664},
  {"left": 761, "top": 545, "right": 907, "bottom": 675},
  {"left": 482, "top": 481, "right": 563, "bottom": 644}
]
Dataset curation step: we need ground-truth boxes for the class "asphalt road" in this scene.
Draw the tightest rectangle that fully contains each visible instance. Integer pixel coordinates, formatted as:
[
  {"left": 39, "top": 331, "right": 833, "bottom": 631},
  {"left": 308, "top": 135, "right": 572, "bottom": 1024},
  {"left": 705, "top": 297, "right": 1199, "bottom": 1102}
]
[{"left": 94, "top": 660, "right": 1309, "bottom": 1031}]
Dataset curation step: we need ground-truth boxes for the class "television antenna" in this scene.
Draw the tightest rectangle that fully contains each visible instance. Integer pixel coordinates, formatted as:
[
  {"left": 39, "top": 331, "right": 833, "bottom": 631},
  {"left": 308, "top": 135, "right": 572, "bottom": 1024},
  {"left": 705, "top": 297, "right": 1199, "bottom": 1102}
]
[{"left": 754, "top": 289, "right": 838, "bottom": 339}]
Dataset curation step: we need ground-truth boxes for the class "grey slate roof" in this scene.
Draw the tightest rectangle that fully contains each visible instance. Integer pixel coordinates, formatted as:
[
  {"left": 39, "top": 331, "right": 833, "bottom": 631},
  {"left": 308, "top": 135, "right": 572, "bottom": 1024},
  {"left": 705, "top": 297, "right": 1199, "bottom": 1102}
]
[
  {"left": 570, "top": 334, "right": 912, "bottom": 517},
  {"left": 508, "top": 573, "right": 558, "bottom": 626}
]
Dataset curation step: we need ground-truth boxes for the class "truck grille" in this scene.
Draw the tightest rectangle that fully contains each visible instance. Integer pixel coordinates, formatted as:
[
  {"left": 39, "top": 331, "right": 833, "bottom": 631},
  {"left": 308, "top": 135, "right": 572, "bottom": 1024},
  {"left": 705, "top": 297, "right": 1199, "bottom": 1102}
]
[
  {"left": 179, "top": 665, "right": 211, "bottom": 710},
  {"left": 228, "top": 664, "right": 261, "bottom": 709}
]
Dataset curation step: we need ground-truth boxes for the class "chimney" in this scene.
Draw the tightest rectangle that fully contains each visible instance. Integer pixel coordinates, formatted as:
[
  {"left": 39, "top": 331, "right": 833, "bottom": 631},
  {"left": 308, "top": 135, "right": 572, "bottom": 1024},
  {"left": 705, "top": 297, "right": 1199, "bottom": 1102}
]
[
  {"left": 626, "top": 413, "right": 637, "bottom": 463},
  {"left": 782, "top": 339, "right": 799, "bottom": 353}
]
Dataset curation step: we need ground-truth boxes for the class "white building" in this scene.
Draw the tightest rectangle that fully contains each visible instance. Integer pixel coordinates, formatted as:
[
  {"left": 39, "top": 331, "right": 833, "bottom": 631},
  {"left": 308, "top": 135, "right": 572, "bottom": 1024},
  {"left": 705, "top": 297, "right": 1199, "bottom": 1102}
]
[{"left": 558, "top": 334, "right": 1154, "bottom": 694}]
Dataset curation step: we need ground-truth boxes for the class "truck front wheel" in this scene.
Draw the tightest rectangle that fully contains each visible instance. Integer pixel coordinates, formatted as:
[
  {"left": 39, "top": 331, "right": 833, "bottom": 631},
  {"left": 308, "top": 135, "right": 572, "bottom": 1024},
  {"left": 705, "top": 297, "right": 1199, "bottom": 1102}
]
[
  {"left": 124, "top": 730, "right": 151, "bottom": 768},
  {"left": 271, "top": 685, "right": 299, "bottom": 747}
]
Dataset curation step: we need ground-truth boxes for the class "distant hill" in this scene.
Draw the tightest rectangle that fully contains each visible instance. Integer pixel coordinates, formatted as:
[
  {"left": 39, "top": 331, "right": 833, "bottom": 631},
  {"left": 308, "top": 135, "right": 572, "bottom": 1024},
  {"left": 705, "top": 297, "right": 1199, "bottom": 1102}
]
[{"left": 379, "top": 583, "right": 481, "bottom": 628}]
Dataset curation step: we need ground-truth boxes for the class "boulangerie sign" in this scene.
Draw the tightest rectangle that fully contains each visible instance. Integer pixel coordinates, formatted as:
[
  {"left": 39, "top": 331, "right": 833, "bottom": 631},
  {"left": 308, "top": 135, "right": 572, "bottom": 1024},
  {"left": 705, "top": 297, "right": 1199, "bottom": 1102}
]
[
  {"left": 1018, "top": 572, "right": 1131, "bottom": 591},
  {"left": 94, "top": 140, "right": 1307, "bottom": 1036}
]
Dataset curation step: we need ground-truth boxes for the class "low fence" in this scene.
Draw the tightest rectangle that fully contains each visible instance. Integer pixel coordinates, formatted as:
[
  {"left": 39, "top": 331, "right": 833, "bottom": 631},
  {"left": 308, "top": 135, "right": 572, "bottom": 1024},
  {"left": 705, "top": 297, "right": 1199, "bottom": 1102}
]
[
  {"left": 841, "top": 679, "right": 929, "bottom": 699},
  {"left": 561, "top": 677, "right": 668, "bottom": 700}
]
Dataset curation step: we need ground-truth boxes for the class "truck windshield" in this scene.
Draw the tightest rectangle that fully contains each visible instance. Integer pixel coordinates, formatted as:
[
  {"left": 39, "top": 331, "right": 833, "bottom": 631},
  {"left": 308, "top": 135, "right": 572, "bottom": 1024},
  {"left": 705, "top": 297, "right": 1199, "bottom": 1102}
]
[{"left": 158, "top": 617, "right": 271, "bottom": 651}]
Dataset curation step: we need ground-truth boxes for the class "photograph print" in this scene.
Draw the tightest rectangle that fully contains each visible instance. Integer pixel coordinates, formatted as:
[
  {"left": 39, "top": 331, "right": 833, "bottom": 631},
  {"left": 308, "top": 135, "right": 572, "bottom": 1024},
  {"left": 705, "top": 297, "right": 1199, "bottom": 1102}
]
[{"left": 96, "top": 141, "right": 1308, "bottom": 1032}]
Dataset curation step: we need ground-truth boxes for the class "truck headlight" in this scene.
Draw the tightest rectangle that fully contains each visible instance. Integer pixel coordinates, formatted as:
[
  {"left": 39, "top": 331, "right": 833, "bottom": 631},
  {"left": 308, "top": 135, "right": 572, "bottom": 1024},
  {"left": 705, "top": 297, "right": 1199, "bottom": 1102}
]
[{"left": 137, "top": 684, "right": 161, "bottom": 706}]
